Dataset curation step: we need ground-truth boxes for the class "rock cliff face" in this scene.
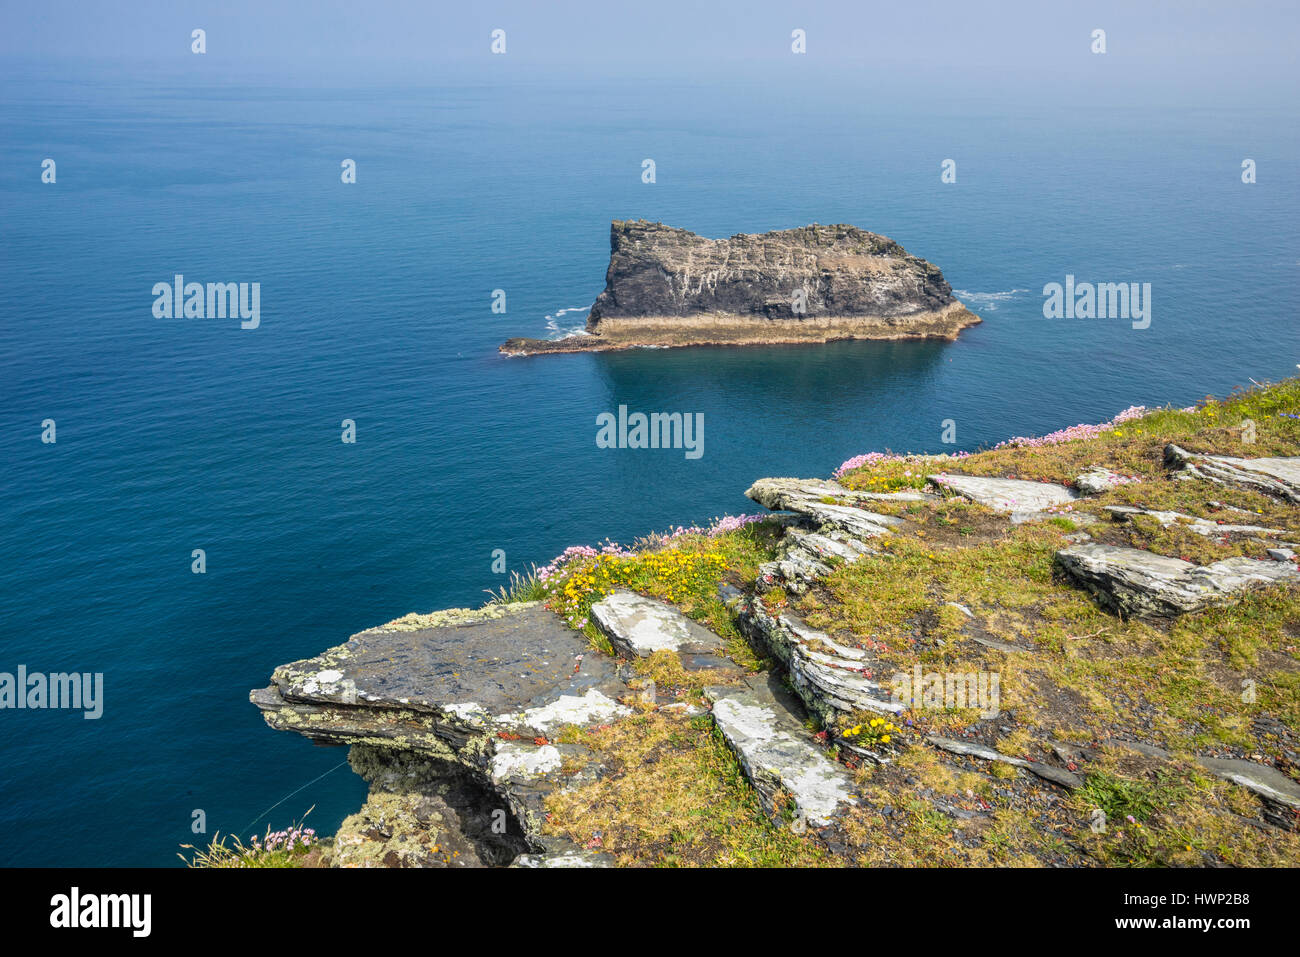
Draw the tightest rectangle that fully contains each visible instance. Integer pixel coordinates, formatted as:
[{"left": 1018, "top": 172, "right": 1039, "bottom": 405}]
[{"left": 501, "top": 221, "right": 980, "bottom": 354}]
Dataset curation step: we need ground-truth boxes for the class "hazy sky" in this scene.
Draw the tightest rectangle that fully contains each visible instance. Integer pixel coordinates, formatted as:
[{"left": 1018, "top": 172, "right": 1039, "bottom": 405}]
[{"left": 2, "top": 1, "right": 1297, "bottom": 104}]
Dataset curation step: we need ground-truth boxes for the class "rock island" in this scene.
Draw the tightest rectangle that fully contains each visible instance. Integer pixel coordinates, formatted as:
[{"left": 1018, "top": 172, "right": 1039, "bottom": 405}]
[{"left": 501, "top": 220, "right": 981, "bottom": 355}]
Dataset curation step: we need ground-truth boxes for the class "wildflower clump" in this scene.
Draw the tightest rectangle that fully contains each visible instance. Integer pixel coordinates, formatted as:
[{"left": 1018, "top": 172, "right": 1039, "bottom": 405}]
[
  {"left": 834, "top": 452, "right": 969, "bottom": 489},
  {"left": 841, "top": 717, "right": 901, "bottom": 747},
  {"left": 181, "top": 822, "right": 321, "bottom": 868},
  {"left": 549, "top": 549, "right": 728, "bottom": 629}
]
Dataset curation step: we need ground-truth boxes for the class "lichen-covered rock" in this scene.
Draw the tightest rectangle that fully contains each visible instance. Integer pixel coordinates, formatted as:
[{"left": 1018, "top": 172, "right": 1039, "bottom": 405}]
[
  {"left": 251, "top": 603, "right": 631, "bottom": 866},
  {"left": 324, "top": 746, "right": 530, "bottom": 868},
  {"left": 501, "top": 221, "right": 980, "bottom": 354},
  {"left": 590, "top": 590, "right": 729, "bottom": 665},
  {"left": 252, "top": 603, "right": 626, "bottom": 751},
  {"left": 1165, "top": 445, "right": 1300, "bottom": 503},
  {"left": 737, "top": 598, "right": 901, "bottom": 722},
  {"left": 746, "top": 477, "right": 906, "bottom": 540},
  {"left": 1056, "top": 543, "right": 1300, "bottom": 617},
  {"left": 929, "top": 473, "right": 1079, "bottom": 521},
  {"left": 705, "top": 675, "right": 858, "bottom": 827},
  {"left": 1074, "top": 467, "right": 1139, "bottom": 495}
]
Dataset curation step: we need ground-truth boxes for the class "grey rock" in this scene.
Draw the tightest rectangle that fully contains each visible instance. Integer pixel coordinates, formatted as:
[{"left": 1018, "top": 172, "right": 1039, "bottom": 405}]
[
  {"left": 705, "top": 674, "right": 858, "bottom": 827},
  {"left": 590, "top": 590, "right": 727, "bottom": 660},
  {"left": 1056, "top": 543, "right": 1300, "bottom": 618},
  {"left": 511, "top": 851, "right": 615, "bottom": 868},
  {"left": 1165, "top": 445, "right": 1300, "bottom": 503},
  {"left": 500, "top": 221, "right": 982, "bottom": 354},
  {"left": 737, "top": 598, "right": 901, "bottom": 721},
  {"left": 746, "top": 477, "right": 905, "bottom": 540},
  {"left": 929, "top": 473, "right": 1079, "bottom": 521},
  {"left": 1074, "top": 468, "right": 1139, "bottom": 496},
  {"left": 1105, "top": 504, "right": 1285, "bottom": 538},
  {"left": 1198, "top": 757, "right": 1300, "bottom": 811},
  {"left": 926, "top": 736, "right": 1082, "bottom": 789},
  {"left": 252, "top": 603, "right": 632, "bottom": 865},
  {"left": 757, "top": 525, "right": 876, "bottom": 591}
]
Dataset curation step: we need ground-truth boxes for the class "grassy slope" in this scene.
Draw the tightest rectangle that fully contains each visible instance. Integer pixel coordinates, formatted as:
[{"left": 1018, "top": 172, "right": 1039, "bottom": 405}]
[{"left": 543, "top": 377, "right": 1300, "bottom": 867}]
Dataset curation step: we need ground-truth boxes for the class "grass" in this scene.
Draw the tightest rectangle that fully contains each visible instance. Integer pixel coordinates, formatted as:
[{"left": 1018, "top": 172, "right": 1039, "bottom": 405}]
[{"left": 541, "top": 711, "right": 832, "bottom": 867}]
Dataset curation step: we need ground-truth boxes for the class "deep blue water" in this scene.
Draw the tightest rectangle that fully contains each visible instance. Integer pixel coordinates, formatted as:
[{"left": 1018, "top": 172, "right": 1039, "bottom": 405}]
[{"left": 1, "top": 60, "right": 1297, "bottom": 865}]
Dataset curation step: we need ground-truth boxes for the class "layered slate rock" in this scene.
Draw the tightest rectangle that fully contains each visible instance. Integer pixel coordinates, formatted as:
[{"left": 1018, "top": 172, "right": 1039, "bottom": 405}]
[
  {"left": 1198, "top": 757, "right": 1300, "bottom": 817},
  {"left": 757, "top": 526, "right": 878, "bottom": 592},
  {"left": 253, "top": 603, "right": 627, "bottom": 750},
  {"left": 501, "top": 221, "right": 981, "bottom": 354},
  {"left": 325, "top": 746, "right": 531, "bottom": 868},
  {"left": 1056, "top": 543, "right": 1300, "bottom": 618},
  {"left": 1107, "top": 739, "right": 1300, "bottom": 829},
  {"left": 737, "top": 598, "right": 901, "bottom": 722},
  {"left": 929, "top": 473, "right": 1080, "bottom": 522},
  {"left": 590, "top": 590, "right": 731, "bottom": 670},
  {"left": 744, "top": 477, "right": 910, "bottom": 590},
  {"left": 1166, "top": 445, "right": 1300, "bottom": 503},
  {"left": 252, "top": 603, "right": 630, "bottom": 865},
  {"left": 705, "top": 674, "right": 858, "bottom": 827},
  {"left": 1105, "top": 505, "right": 1286, "bottom": 539},
  {"left": 746, "top": 477, "right": 906, "bottom": 538}
]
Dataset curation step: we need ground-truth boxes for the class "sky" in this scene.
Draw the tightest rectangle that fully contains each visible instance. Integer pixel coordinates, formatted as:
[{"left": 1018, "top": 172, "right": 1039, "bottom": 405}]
[{"left": 1, "top": 0, "right": 1297, "bottom": 105}]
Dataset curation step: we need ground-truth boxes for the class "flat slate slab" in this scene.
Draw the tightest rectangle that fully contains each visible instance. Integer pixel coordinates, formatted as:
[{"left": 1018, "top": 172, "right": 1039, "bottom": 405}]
[
  {"left": 1166, "top": 445, "right": 1300, "bottom": 503},
  {"left": 1199, "top": 757, "right": 1300, "bottom": 811},
  {"left": 1105, "top": 505, "right": 1285, "bottom": 538},
  {"left": 746, "top": 477, "right": 908, "bottom": 539},
  {"left": 927, "top": 735, "right": 1082, "bottom": 789},
  {"left": 253, "top": 603, "right": 628, "bottom": 749},
  {"left": 1056, "top": 542, "right": 1300, "bottom": 617},
  {"left": 706, "top": 674, "right": 858, "bottom": 827},
  {"left": 929, "top": 473, "right": 1079, "bottom": 520},
  {"left": 589, "top": 590, "right": 728, "bottom": 662}
]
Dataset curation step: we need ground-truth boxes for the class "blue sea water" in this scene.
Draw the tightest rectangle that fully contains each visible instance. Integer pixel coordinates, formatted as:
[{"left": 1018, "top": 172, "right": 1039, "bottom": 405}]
[{"left": 1, "top": 58, "right": 1297, "bottom": 865}]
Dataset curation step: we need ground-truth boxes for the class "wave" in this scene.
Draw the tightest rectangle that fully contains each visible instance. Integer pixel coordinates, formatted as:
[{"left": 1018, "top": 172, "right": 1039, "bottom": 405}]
[
  {"left": 544, "top": 304, "right": 594, "bottom": 340},
  {"left": 952, "top": 288, "right": 1029, "bottom": 312}
]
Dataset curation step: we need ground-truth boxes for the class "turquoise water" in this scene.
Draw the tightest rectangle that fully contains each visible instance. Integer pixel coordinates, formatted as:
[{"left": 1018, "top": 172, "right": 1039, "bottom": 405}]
[{"left": 1, "top": 61, "right": 1297, "bottom": 865}]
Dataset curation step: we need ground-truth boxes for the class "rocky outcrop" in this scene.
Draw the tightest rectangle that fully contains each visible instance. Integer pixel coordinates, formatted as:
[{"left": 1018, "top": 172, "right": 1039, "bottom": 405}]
[
  {"left": 929, "top": 473, "right": 1080, "bottom": 522},
  {"left": 744, "top": 477, "right": 907, "bottom": 591},
  {"left": 1166, "top": 445, "right": 1300, "bottom": 503},
  {"left": 1055, "top": 543, "right": 1300, "bottom": 618},
  {"left": 251, "top": 603, "right": 630, "bottom": 866},
  {"left": 1104, "top": 504, "right": 1287, "bottom": 539},
  {"left": 501, "top": 221, "right": 980, "bottom": 355},
  {"left": 705, "top": 675, "right": 859, "bottom": 828},
  {"left": 591, "top": 590, "right": 733, "bottom": 669},
  {"left": 1074, "top": 467, "right": 1139, "bottom": 495}
]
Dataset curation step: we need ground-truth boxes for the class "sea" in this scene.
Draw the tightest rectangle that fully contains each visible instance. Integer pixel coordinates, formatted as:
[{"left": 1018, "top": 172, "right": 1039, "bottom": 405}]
[{"left": 1, "top": 56, "right": 1297, "bottom": 864}]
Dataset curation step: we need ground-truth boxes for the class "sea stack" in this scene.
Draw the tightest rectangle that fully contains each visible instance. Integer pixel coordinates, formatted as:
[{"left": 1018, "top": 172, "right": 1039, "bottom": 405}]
[{"left": 501, "top": 220, "right": 981, "bottom": 355}]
